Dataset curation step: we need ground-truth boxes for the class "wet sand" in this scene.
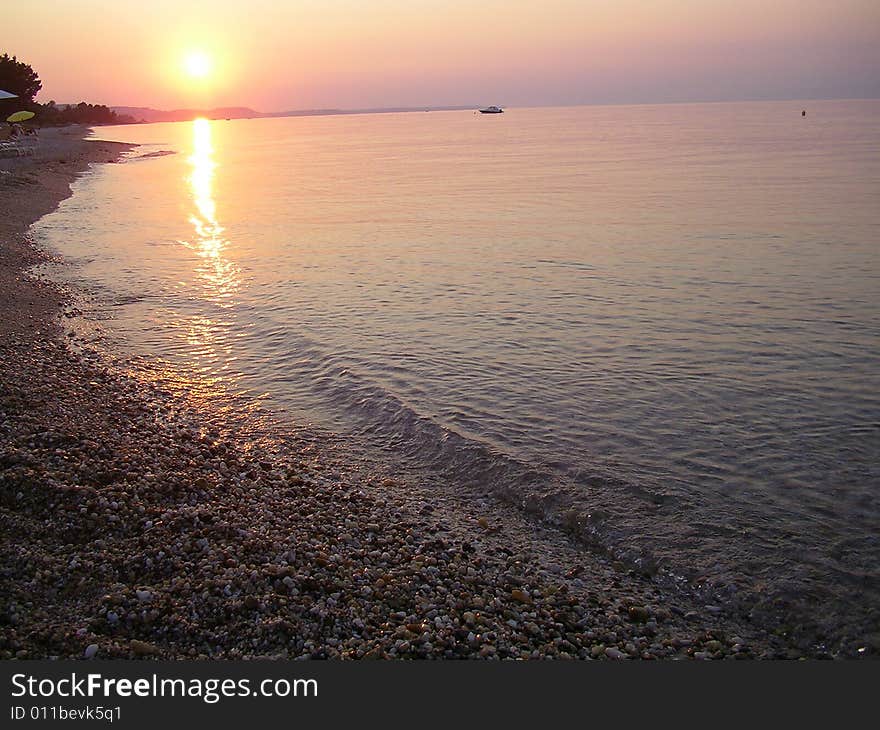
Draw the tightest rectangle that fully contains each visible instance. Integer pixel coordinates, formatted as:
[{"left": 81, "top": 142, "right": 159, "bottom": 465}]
[{"left": 0, "top": 128, "right": 839, "bottom": 659}]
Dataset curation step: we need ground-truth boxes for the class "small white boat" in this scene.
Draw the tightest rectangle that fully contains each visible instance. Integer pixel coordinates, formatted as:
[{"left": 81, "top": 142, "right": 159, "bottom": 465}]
[{"left": 479, "top": 106, "right": 504, "bottom": 114}]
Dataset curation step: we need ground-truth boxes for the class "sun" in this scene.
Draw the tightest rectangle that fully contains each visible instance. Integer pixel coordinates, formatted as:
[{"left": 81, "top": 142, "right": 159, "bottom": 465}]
[{"left": 183, "top": 51, "right": 213, "bottom": 79}]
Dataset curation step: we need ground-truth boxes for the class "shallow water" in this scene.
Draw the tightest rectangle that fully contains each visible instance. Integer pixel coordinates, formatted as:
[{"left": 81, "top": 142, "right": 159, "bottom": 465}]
[{"left": 35, "top": 101, "right": 880, "bottom": 640}]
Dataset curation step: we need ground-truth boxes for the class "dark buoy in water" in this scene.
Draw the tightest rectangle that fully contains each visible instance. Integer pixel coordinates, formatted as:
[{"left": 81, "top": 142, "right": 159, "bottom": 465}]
[{"left": 802, "top": 110, "right": 806, "bottom": 117}]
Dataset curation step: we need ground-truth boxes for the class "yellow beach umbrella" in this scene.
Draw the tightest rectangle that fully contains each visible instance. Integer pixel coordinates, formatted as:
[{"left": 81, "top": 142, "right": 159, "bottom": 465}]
[{"left": 7, "top": 111, "right": 35, "bottom": 123}]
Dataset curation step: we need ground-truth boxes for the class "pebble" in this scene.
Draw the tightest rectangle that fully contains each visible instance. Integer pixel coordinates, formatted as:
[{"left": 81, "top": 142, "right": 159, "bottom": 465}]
[
  {"left": 511, "top": 589, "right": 531, "bottom": 604},
  {"left": 130, "top": 640, "right": 160, "bottom": 656}
]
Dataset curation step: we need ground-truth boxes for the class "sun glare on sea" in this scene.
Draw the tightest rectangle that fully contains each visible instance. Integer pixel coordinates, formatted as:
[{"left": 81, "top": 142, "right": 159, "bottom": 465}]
[
  {"left": 183, "top": 51, "right": 213, "bottom": 79},
  {"left": 186, "top": 118, "right": 239, "bottom": 308}
]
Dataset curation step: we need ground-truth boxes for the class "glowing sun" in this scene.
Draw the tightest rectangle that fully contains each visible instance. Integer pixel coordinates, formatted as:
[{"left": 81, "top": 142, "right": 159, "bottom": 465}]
[{"left": 183, "top": 51, "right": 213, "bottom": 79}]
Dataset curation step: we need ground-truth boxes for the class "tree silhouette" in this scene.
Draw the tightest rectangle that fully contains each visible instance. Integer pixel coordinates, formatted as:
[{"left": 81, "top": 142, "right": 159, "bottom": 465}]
[
  {"left": 0, "top": 53, "right": 42, "bottom": 102},
  {"left": 0, "top": 52, "right": 135, "bottom": 126}
]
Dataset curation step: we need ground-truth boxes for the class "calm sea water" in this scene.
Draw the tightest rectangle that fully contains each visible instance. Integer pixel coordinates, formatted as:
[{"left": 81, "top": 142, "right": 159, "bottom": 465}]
[{"left": 36, "top": 101, "right": 880, "bottom": 639}]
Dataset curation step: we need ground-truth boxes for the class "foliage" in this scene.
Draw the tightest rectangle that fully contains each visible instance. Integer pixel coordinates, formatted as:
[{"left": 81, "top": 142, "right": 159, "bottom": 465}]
[
  {"left": 0, "top": 53, "right": 42, "bottom": 101},
  {"left": 36, "top": 101, "right": 137, "bottom": 126}
]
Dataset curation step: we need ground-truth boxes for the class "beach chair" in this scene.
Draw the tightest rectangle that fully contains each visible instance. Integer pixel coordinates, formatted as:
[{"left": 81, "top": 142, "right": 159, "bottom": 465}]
[
  {"left": 0, "top": 124, "right": 36, "bottom": 157},
  {"left": 19, "top": 129, "right": 39, "bottom": 152}
]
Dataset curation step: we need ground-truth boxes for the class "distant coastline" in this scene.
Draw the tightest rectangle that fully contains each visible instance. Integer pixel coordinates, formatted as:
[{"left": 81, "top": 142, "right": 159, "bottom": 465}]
[
  {"left": 102, "top": 96, "right": 880, "bottom": 125},
  {"left": 109, "top": 104, "right": 479, "bottom": 124}
]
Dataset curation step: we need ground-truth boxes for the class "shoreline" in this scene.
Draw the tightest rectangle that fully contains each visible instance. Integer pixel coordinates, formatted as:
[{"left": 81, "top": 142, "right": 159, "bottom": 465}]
[{"left": 0, "top": 128, "right": 846, "bottom": 659}]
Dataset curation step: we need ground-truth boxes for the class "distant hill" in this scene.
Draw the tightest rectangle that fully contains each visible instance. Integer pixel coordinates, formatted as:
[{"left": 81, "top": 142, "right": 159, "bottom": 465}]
[
  {"left": 110, "top": 106, "right": 260, "bottom": 123},
  {"left": 112, "top": 104, "right": 478, "bottom": 123}
]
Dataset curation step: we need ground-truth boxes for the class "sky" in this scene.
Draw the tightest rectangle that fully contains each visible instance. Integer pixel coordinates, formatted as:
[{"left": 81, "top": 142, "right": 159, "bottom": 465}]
[{"left": 5, "top": 0, "right": 880, "bottom": 111}]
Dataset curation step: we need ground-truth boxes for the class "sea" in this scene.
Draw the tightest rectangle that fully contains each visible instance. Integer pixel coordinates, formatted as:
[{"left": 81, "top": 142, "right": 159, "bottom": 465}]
[{"left": 33, "top": 100, "right": 880, "bottom": 646}]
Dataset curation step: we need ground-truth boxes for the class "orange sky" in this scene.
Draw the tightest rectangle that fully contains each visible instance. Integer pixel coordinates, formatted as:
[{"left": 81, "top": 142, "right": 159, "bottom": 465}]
[{"left": 6, "top": 0, "right": 880, "bottom": 110}]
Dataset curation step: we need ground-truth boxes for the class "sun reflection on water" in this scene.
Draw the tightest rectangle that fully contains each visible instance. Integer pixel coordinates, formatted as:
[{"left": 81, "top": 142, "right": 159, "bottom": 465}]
[
  {"left": 187, "top": 117, "right": 240, "bottom": 305},
  {"left": 180, "top": 118, "right": 242, "bottom": 372}
]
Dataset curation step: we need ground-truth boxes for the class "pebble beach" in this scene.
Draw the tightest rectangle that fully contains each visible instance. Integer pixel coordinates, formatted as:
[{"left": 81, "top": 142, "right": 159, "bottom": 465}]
[{"left": 0, "top": 128, "right": 852, "bottom": 660}]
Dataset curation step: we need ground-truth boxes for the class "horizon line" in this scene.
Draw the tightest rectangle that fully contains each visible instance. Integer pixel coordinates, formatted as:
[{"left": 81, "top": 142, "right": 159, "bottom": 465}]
[{"left": 88, "top": 94, "right": 880, "bottom": 119}]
